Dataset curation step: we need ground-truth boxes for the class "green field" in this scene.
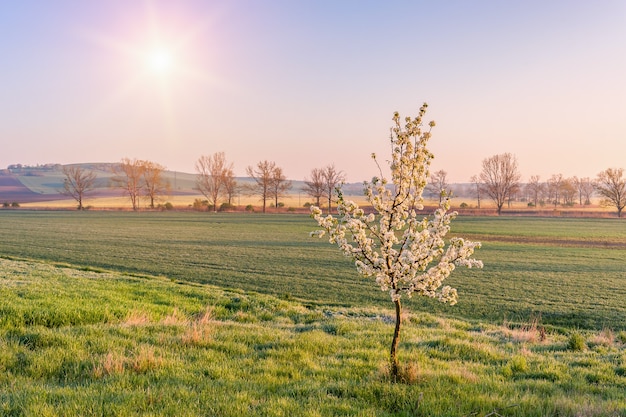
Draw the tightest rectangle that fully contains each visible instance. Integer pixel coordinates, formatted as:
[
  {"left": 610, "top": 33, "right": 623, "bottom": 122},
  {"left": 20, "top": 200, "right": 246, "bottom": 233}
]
[
  {"left": 1, "top": 211, "right": 625, "bottom": 416},
  {"left": 0, "top": 212, "right": 624, "bottom": 330}
]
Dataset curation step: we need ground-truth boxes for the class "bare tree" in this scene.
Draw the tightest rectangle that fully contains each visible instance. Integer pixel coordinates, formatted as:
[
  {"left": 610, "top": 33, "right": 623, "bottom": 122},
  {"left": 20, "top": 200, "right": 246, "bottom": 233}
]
[
  {"left": 195, "top": 152, "right": 233, "bottom": 212},
  {"left": 546, "top": 174, "right": 564, "bottom": 208},
  {"left": 246, "top": 160, "right": 276, "bottom": 213},
  {"left": 223, "top": 167, "right": 239, "bottom": 205},
  {"left": 574, "top": 177, "right": 595, "bottom": 205},
  {"left": 61, "top": 165, "right": 97, "bottom": 210},
  {"left": 479, "top": 153, "right": 521, "bottom": 215},
  {"left": 596, "top": 168, "right": 626, "bottom": 217},
  {"left": 142, "top": 161, "right": 169, "bottom": 209},
  {"left": 111, "top": 158, "right": 145, "bottom": 210},
  {"left": 303, "top": 167, "right": 326, "bottom": 207},
  {"left": 322, "top": 164, "right": 345, "bottom": 214},
  {"left": 427, "top": 169, "right": 450, "bottom": 202},
  {"left": 526, "top": 175, "right": 544, "bottom": 208},
  {"left": 469, "top": 175, "right": 482, "bottom": 209},
  {"left": 561, "top": 177, "right": 577, "bottom": 206},
  {"left": 270, "top": 166, "right": 292, "bottom": 208}
]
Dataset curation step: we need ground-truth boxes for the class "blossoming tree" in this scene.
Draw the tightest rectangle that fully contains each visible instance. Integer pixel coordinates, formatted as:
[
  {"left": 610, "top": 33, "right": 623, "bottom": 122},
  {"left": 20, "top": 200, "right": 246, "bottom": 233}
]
[{"left": 311, "top": 104, "right": 483, "bottom": 379}]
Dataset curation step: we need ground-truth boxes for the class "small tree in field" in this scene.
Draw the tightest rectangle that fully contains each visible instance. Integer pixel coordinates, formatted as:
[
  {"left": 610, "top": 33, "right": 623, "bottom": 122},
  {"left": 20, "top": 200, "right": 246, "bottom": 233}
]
[
  {"left": 61, "top": 165, "right": 97, "bottom": 210},
  {"left": 596, "top": 168, "right": 626, "bottom": 217},
  {"left": 311, "top": 104, "right": 482, "bottom": 380}
]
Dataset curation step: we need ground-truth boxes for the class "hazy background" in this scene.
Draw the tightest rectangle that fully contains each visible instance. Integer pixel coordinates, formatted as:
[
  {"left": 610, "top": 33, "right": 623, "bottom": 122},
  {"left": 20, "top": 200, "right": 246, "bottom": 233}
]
[{"left": 1, "top": 0, "right": 624, "bottom": 182}]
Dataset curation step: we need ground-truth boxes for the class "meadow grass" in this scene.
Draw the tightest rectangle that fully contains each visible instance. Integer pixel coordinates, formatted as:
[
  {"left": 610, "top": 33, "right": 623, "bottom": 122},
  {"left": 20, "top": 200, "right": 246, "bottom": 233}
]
[
  {"left": 0, "top": 211, "right": 624, "bottom": 332},
  {"left": 1, "top": 257, "right": 625, "bottom": 416}
]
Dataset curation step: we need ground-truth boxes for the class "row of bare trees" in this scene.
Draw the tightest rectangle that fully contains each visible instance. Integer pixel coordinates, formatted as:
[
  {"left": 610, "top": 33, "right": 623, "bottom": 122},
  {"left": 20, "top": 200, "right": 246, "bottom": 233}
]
[
  {"left": 195, "top": 154, "right": 346, "bottom": 214},
  {"left": 62, "top": 153, "right": 345, "bottom": 213},
  {"left": 466, "top": 153, "right": 626, "bottom": 217},
  {"left": 60, "top": 152, "right": 626, "bottom": 217},
  {"left": 62, "top": 159, "right": 169, "bottom": 210},
  {"left": 111, "top": 158, "right": 169, "bottom": 210},
  {"left": 194, "top": 153, "right": 293, "bottom": 213},
  {"left": 302, "top": 164, "right": 345, "bottom": 213}
]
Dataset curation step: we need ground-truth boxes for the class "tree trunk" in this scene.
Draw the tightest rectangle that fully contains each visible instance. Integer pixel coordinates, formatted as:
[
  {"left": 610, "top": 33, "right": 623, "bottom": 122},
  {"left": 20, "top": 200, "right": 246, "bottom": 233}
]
[{"left": 390, "top": 298, "right": 402, "bottom": 380}]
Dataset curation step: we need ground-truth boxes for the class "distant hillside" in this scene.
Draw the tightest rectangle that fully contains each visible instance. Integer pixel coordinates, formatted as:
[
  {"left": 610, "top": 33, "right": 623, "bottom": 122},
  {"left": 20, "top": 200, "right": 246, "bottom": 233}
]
[
  {"left": 1, "top": 163, "right": 201, "bottom": 204},
  {"left": 0, "top": 173, "right": 56, "bottom": 203}
]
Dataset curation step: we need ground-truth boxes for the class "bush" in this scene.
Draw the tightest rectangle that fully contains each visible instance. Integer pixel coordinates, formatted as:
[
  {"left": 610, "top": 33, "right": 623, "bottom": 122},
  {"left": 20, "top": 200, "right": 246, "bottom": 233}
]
[
  {"left": 11, "top": 202, "right": 20, "bottom": 207},
  {"left": 568, "top": 332, "right": 586, "bottom": 351},
  {"left": 2, "top": 202, "right": 9, "bottom": 208},
  {"left": 303, "top": 202, "right": 312, "bottom": 207},
  {"left": 192, "top": 199, "right": 208, "bottom": 211},
  {"left": 245, "top": 204, "right": 254, "bottom": 212},
  {"left": 459, "top": 202, "right": 468, "bottom": 208},
  {"left": 158, "top": 202, "right": 174, "bottom": 211},
  {"left": 219, "top": 203, "right": 235, "bottom": 212}
]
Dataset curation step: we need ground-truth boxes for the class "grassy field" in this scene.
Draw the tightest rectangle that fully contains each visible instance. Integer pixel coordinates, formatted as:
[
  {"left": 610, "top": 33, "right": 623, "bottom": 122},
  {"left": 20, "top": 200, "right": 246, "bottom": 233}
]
[
  {"left": 1, "top": 211, "right": 625, "bottom": 415},
  {"left": 0, "top": 211, "right": 624, "bottom": 331},
  {"left": 1, "top": 257, "right": 625, "bottom": 416}
]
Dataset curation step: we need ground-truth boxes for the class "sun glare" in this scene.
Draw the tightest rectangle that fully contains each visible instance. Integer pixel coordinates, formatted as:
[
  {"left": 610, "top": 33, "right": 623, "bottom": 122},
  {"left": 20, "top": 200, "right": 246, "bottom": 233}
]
[{"left": 147, "top": 47, "right": 173, "bottom": 75}]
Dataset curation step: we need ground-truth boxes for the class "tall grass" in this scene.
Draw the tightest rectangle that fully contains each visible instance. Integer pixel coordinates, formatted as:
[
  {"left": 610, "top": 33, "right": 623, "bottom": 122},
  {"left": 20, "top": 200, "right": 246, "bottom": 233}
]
[{"left": 1, "top": 257, "right": 625, "bottom": 416}]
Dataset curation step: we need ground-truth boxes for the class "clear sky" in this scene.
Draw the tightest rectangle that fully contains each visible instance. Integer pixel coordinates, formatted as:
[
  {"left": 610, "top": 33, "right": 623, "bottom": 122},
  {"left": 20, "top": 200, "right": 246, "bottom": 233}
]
[{"left": 1, "top": 0, "right": 625, "bottom": 183}]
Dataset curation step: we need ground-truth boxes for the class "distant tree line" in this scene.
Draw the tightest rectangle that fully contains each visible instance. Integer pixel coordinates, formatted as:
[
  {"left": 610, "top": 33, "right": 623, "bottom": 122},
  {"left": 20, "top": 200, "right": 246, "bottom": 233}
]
[
  {"left": 53, "top": 151, "right": 626, "bottom": 217},
  {"left": 460, "top": 152, "right": 626, "bottom": 217}
]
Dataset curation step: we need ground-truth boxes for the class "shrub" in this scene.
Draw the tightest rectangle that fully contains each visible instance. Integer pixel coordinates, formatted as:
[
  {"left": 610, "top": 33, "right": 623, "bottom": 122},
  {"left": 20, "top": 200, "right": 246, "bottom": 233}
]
[
  {"left": 192, "top": 199, "right": 208, "bottom": 211},
  {"left": 2, "top": 202, "right": 9, "bottom": 208},
  {"left": 303, "top": 202, "right": 312, "bottom": 207},
  {"left": 219, "top": 203, "right": 235, "bottom": 212},
  {"left": 245, "top": 204, "right": 254, "bottom": 212},
  {"left": 11, "top": 202, "right": 19, "bottom": 207},
  {"left": 459, "top": 202, "right": 468, "bottom": 208},
  {"left": 568, "top": 332, "right": 586, "bottom": 351}
]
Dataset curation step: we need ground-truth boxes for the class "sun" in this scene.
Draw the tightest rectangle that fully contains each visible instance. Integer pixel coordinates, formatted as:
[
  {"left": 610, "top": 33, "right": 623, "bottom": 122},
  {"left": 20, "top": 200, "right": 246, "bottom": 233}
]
[{"left": 146, "top": 47, "right": 174, "bottom": 75}]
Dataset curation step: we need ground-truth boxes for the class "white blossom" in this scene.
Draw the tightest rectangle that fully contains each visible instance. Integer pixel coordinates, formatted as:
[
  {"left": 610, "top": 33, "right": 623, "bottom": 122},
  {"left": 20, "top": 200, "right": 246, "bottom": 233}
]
[{"left": 311, "top": 104, "right": 482, "bottom": 305}]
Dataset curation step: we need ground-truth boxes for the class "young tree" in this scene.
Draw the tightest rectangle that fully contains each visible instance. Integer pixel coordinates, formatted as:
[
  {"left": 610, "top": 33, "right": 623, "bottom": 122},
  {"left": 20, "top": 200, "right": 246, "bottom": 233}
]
[
  {"left": 61, "top": 165, "right": 97, "bottom": 210},
  {"left": 427, "top": 169, "right": 449, "bottom": 202},
  {"left": 246, "top": 160, "right": 276, "bottom": 213},
  {"left": 223, "top": 167, "right": 239, "bottom": 205},
  {"left": 322, "top": 164, "right": 345, "bottom": 214},
  {"left": 561, "top": 177, "right": 577, "bottom": 206},
  {"left": 479, "top": 153, "right": 521, "bottom": 215},
  {"left": 526, "top": 175, "right": 544, "bottom": 207},
  {"left": 142, "top": 161, "right": 169, "bottom": 209},
  {"left": 269, "top": 166, "right": 292, "bottom": 208},
  {"left": 303, "top": 167, "right": 325, "bottom": 207},
  {"left": 311, "top": 105, "right": 482, "bottom": 380},
  {"left": 111, "top": 158, "right": 145, "bottom": 210},
  {"left": 547, "top": 174, "right": 564, "bottom": 208},
  {"left": 596, "top": 168, "right": 626, "bottom": 217},
  {"left": 195, "top": 152, "right": 233, "bottom": 212},
  {"left": 574, "top": 177, "right": 595, "bottom": 205},
  {"left": 469, "top": 174, "right": 482, "bottom": 209}
]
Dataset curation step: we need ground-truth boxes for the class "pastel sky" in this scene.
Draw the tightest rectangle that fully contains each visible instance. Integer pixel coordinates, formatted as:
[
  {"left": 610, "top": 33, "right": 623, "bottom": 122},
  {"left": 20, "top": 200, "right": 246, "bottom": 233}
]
[{"left": 1, "top": 1, "right": 625, "bottom": 183}]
